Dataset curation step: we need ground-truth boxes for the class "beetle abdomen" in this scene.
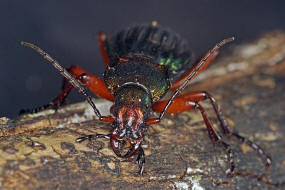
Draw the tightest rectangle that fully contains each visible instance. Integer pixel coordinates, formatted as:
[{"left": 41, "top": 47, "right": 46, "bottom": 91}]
[{"left": 105, "top": 23, "right": 193, "bottom": 80}]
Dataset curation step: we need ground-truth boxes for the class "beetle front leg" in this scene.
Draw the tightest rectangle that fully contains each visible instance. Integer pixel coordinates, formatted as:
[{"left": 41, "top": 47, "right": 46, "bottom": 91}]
[
  {"left": 136, "top": 147, "right": 145, "bottom": 175},
  {"left": 76, "top": 134, "right": 111, "bottom": 143}
]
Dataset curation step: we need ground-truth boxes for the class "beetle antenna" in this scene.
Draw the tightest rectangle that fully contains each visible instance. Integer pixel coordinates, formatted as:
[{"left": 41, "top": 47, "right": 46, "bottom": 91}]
[
  {"left": 159, "top": 37, "right": 235, "bottom": 120},
  {"left": 21, "top": 41, "right": 103, "bottom": 119}
]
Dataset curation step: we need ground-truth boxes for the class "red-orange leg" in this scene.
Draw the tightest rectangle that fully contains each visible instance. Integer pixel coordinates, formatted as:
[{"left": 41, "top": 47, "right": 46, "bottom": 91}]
[
  {"left": 49, "top": 65, "right": 113, "bottom": 110},
  {"left": 150, "top": 92, "right": 225, "bottom": 142},
  {"left": 98, "top": 32, "right": 111, "bottom": 66},
  {"left": 20, "top": 42, "right": 115, "bottom": 123},
  {"left": 61, "top": 65, "right": 114, "bottom": 101},
  {"left": 51, "top": 65, "right": 115, "bottom": 122},
  {"left": 148, "top": 91, "right": 272, "bottom": 174},
  {"left": 167, "top": 91, "right": 230, "bottom": 134},
  {"left": 19, "top": 65, "right": 114, "bottom": 115},
  {"left": 147, "top": 93, "right": 235, "bottom": 174},
  {"left": 171, "top": 50, "right": 219, "bottom": 90}
]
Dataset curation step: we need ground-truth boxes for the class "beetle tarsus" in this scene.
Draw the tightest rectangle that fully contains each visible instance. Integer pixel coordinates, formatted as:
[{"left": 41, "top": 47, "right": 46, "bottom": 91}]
[{"left": 230, "top": 132, "right": 272, "bottom": 168}]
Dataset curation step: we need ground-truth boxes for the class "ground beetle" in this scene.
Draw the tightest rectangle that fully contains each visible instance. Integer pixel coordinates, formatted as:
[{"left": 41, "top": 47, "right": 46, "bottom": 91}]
[{"left": 21, "top": 22, "right": 271, "bottom": 175}]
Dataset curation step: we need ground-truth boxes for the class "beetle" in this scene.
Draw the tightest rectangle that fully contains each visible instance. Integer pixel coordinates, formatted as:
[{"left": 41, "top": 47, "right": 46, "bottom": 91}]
[{"left": 21, "top": 22, "right": 271, "bottom": 175}]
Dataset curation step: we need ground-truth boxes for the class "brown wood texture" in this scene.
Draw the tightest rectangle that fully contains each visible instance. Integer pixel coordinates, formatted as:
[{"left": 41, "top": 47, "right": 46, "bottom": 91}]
[{"left": 0, "top": 31, "right": 285, "bottom": 190}]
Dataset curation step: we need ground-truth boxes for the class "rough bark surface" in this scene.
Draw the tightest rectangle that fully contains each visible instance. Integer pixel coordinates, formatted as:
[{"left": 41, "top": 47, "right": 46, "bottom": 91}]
[{"left": 0, "top": 31, "right": 285, "bottom": 190}]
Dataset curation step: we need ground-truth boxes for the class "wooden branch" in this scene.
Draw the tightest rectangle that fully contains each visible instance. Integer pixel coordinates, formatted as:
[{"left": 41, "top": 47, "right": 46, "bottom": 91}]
[{"left": 0, "top": 31, "right": 285, "bottom": 190}]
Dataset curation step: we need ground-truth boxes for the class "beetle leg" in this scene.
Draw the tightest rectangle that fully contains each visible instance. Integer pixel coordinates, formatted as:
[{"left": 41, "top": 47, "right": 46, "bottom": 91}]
[
  {"left": 20, "top": 42, "right": 114, "bottom": 115},
  {"left": 51, "top": 65, "right": 114, "bottom": 108},
  {"left": 231, "top": 132, "right": 272, "bottom": 169},
  {"left": 196, "top": 103, "right": 235, "bottom": 175},
  {"left": 136, "top": 147, "right": 145, "bottom": 175},
  {"left": 151, "top": 91, "right": 272, "bottom": 173},
  {"left": 149, "top": 99, "right": 235, "bottom": 175},
  {"left": 19, "top": 65, "right": 114, "bottom": 114},
  {"left": 166, "top": 91, "right": 230, "bottom": 133},
  {"left": 177, "top": 91, "right": 272, "bottom": 168},
  {"left": 53, "top": 65, "right": 114, "bottom": 105},
  {"left": 98, "top": 32, "right": 111, "bottom": 66},
  {"left": 76, "top": 134, "right": 110, "bottom": 143},
  {"left": 21, "top": 42, "right": 115, "bottom": 123}
]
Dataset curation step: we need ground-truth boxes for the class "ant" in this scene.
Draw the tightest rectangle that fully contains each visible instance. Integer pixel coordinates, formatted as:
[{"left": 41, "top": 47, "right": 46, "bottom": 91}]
[{"left": 21, "top": 22, "right": 271, "bottom": 176}]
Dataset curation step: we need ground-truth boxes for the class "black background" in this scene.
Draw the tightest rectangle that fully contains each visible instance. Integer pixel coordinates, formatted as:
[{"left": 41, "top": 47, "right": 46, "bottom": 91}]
[{"left": 1, "top": 0, "right": 284, "bottom": 118}]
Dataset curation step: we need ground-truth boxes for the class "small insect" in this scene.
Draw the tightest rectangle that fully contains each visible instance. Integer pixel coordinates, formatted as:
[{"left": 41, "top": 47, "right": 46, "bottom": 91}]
[{"left": 21, "top": 22, "right": 271, "bottom": 175}]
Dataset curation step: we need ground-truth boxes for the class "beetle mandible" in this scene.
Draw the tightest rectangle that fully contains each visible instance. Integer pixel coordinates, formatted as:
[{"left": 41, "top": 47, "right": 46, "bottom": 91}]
[{"left": 21, "top": 22, "right": 271, "bottom": 175}]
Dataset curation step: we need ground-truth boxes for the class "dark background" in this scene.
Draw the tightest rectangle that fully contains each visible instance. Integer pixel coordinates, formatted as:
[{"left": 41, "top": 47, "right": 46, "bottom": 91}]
[{"left": 1, "top": 0, "right": 284, "bottom": 118}]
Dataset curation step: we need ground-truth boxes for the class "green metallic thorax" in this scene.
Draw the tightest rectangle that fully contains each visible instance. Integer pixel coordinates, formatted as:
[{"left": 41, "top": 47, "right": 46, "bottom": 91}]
[{"left": 104, "top": 54, "right": 170, "bottom": 103}]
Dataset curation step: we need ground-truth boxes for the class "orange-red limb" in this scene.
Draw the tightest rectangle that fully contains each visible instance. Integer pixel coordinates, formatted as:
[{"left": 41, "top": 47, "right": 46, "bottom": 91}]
[
  {"left": 149, "top": 91, "right": 271, "bottom": 173},
  {"left": 52, "top": 65, "right": 114, "bottom": 107},
  {"left": 171, "top": 50, "right": 219, "bottom": 90},
  {"left": 152, "top": 91, "right": 200, "bottom": 114},
  {"left": 151, "top": 91, "right": 229, "bottom": 133},
  {"left": 97, "top": 32, "right": 111, "bottom": 66},
  {"left": 69, "top": 65, "right": 114, "bottom": 101},
  {"left": 101, "top": 116, "right": 115, "bottom": 123},
  {"left": 147, "top": 92, "right": 235, "bottom": 174},
  {"left": 68, "top": 65, "right": 113, "bottom": 101},
  {"left": 144, "top": 118, "right": 160, "bottom": 125},
  {"left": 145, "top": 92, "right": 198, "bottom": 125}
]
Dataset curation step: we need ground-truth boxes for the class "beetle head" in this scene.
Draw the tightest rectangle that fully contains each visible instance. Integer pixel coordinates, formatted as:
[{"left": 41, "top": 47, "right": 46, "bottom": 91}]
[{"left": 110, "top": 105, "right": 148, "bottom": 157}]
